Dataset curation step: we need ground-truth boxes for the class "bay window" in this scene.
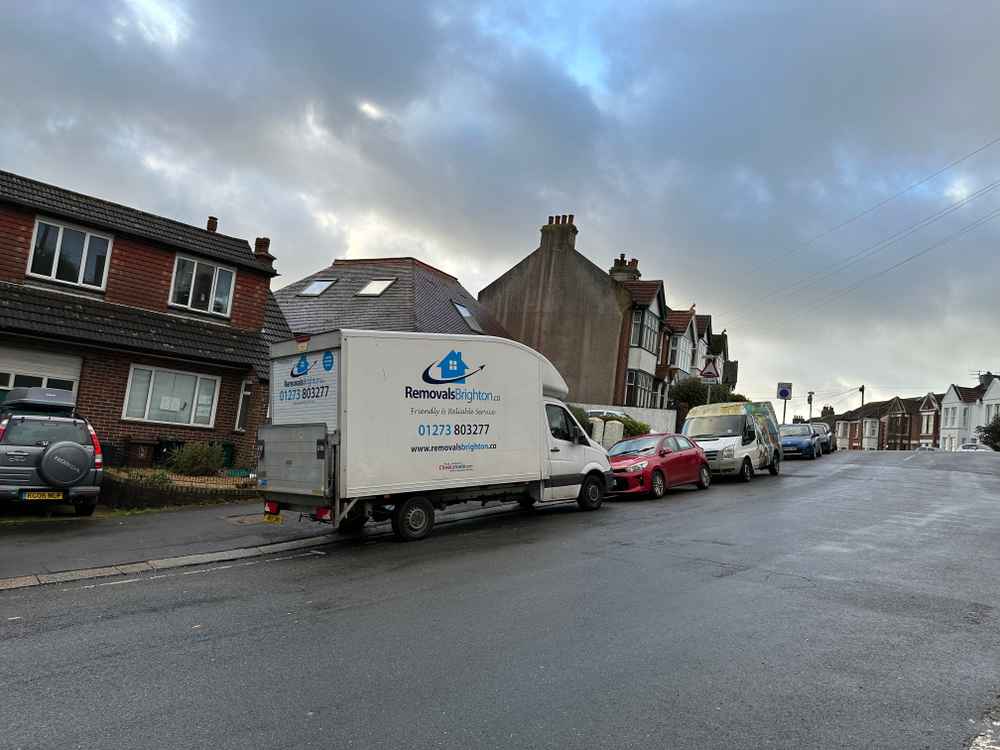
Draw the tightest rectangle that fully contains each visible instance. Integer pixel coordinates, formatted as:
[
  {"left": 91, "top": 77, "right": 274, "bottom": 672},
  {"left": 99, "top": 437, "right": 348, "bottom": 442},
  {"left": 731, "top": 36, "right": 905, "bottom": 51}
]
[
  {"left": 28, "top": 218, "right": 112, "bottom": 290},
  {"left": 625, "top": 369, "right": 655, "bottom": 408},
  {"left": 123, "top": 365, "right": 220, "bottom": 427},
  {"left": 170, "top": 256, "right": 235, "bottom": 317}
]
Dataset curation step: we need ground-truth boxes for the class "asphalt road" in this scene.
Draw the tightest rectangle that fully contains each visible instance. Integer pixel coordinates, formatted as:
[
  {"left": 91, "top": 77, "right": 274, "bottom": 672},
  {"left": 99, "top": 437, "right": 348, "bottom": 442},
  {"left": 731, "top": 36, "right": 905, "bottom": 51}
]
[{"left": 4, "top": 451, "right": 1000, "bottom": 750}]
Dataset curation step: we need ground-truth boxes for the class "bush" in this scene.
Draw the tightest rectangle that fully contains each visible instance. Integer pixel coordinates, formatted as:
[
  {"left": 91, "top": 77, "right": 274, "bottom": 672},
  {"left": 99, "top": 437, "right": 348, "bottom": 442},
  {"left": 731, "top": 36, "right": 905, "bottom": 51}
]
[
  {"left": 569, "top": 405, "right": 594, "bottom": 436},
  {"left": 617, "top": 414, "right": 650, "bottom": 437},
  {"left": 167, "top": 442, "right": 225, "bottom": 476}
]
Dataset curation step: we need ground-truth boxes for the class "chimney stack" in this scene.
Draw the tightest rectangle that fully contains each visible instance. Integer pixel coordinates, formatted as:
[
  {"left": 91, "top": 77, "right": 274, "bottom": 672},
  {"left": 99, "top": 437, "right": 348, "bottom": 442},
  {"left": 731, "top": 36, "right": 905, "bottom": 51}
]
[
  {"left": 539, "top": 213, "right": 578, "bottom": 252},
  {"left": 254, "top": 236, "right": 275, "bottom": 268},
  {"left": 980, "top": 371, "right": 995, "bottom": 387},
  {"left": 609, "top": 253, "right": 641, "bottom": 283},
  {"left": 206, "top": 216, "right": 218, "bottom": 233}
]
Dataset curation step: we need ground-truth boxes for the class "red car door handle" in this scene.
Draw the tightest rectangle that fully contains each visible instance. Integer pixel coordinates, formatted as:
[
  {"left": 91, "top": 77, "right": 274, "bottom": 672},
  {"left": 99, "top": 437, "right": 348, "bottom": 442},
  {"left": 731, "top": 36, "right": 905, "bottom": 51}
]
[{"left": 550, "top": 448, "right": 560, "bottom": 453}]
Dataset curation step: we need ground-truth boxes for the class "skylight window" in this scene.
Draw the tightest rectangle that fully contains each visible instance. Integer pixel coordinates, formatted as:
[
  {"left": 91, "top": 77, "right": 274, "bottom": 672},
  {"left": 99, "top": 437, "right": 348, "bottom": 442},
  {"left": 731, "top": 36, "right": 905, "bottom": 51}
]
[
  {"left": 356, "top": 278, "right": 396, "bottom": 296},
  {"left": 453, "top": 301, "right": 483, "bottom": 333},
  {"left": 299, "top": 279, "right": 336, "bottom": 296}
]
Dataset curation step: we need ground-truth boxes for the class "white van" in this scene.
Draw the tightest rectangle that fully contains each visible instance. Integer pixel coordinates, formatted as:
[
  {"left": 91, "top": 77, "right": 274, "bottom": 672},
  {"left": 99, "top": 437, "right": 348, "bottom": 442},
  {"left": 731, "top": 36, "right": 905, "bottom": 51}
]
[
  {"left": 257, "top": 329, "right": 612, "bottom": 540},
  {"left": 681, "top": 402, "right": 782, "bottom": 481}
]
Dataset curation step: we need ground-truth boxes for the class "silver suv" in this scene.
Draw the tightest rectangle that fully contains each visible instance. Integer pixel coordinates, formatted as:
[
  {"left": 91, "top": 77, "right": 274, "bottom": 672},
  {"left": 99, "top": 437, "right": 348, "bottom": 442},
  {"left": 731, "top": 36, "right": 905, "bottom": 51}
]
[{"left": 0, "top": 388, "right": 102, "bottom": 516}]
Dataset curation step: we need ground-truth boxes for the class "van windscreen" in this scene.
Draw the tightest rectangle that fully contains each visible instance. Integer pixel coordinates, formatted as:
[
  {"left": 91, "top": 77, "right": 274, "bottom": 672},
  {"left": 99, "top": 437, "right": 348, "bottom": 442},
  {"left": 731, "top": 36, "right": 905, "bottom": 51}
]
[{"left": 683, "top": 415, "right": 745, "bottom": 439}]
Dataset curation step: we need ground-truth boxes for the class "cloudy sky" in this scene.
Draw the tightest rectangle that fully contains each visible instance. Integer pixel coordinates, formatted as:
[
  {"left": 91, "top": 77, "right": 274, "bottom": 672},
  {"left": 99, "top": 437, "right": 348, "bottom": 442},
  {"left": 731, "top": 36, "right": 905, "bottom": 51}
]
[{"left": 3, "top": 0, "right": 999, "bottom": 414}]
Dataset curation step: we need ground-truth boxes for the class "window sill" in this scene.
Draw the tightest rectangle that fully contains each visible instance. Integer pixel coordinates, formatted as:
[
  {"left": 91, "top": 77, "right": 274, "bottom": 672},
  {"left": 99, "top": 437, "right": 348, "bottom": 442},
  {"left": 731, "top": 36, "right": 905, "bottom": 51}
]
[
  {"left": 121, "top": 417, "right": 216, "bottom": 430},
  {"left": 167, "top": 302, "right": 232, "bottom": 321},
  {"left": 25, "top": 275, "right": 107, "bottom": 295}
]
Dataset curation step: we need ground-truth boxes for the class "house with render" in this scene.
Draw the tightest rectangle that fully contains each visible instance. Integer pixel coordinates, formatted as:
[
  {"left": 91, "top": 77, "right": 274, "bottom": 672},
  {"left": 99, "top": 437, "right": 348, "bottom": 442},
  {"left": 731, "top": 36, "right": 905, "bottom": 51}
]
[
  {"left": 0, "top": 170, "right": 289, "bottom": 466},
  {"left": 939, "top": 373, "right": 1000, "bottom": 450},
  {"left": 477, "top": 215, "right": 736, "bottom": 413}
]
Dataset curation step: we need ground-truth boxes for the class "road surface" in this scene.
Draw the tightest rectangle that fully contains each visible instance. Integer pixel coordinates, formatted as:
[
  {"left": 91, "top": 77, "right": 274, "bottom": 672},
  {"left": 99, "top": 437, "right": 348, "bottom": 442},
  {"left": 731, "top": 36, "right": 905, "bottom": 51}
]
[{"left": 3, "top": 451, "right": 1000, "bottom": 749}]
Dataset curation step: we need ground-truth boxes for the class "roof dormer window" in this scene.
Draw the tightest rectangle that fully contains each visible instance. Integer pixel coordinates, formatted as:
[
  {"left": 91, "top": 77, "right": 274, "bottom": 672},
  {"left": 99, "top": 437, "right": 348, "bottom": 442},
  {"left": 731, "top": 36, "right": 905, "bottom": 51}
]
[
  {"left": 170, "top": 255, "right": 235, "bottom": 317},
  {"left": 27, "top": 218, "right": 112, "bottom": 290}
]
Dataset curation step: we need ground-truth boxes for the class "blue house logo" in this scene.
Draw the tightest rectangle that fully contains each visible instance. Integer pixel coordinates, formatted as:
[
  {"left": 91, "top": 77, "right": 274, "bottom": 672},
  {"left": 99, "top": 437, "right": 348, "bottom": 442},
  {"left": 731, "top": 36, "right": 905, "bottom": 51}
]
[{"left": 421, "top": 350, "right": 485, "bottom": 385}]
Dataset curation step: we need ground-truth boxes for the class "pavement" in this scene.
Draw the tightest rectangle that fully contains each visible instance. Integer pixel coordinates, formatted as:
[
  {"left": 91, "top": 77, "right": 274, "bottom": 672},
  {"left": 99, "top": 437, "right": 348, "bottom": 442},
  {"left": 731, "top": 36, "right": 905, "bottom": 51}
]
[
  {"left": 4, "top": 451, "right": 1000, "bottom": 749},
  {"left": 0, "top": 501, "right": 333, "bottom": 579}
]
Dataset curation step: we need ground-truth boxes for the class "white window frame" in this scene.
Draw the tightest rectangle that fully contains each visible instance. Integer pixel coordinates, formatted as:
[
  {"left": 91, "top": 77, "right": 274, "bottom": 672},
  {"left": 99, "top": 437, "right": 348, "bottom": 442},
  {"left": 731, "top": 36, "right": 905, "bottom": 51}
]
[
  {"left": 356, "top": 278, "right": 396, "bottom": 297},
  {"left": 121, "top": 364, "right": 221, "bottom": 428},
  {"left": 168, "top": 255, "right": 236, "bottom": 318},
  {"left": 0, "top": 369, "right": 77, "bottom": 395},
  {"left": 26, "top": 216, "right": 114, "bottom": 291},
  {"left": 298, "top": 279, "right": 336, "bottom": 297},
  {"left": 452, "top": 301, "right": 483, "bottom": 333},
  {"left": 234, "top": 379, "right": 253, "bottom": 432}
]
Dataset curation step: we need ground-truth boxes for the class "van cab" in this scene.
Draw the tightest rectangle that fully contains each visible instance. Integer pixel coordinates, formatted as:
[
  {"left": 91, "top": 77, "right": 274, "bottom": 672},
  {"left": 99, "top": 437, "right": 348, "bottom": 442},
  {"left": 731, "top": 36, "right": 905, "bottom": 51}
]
[{"left": 681, "top": 402, "right": 782, "bottom": 482}]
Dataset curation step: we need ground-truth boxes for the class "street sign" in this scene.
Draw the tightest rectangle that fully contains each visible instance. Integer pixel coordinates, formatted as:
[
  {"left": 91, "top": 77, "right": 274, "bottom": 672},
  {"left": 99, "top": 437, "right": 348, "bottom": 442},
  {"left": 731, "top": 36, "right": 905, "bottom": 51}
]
[
  {"left": 699, "top": 358, "right": 721, "bottom": 381},
  {"left": 777, "top": 382, "right": 793, "bottom": 400}
]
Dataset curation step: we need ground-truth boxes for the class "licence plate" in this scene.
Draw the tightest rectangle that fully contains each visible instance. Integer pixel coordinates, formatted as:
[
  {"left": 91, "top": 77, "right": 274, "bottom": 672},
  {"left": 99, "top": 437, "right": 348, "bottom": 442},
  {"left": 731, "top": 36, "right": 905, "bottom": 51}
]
[
  {"left": 23, "top": 491, "right": 64, "bottom": 500},
  {"left": 263, "top": 513, "right": 283, "bottom": 525}
]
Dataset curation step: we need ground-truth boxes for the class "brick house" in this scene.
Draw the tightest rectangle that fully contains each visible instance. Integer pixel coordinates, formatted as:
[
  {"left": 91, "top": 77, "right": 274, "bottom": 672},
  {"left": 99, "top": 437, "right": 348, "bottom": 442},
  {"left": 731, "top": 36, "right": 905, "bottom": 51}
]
[
  {"left": 883, "top": 396, "right": 923, "bottom": 450},
  {"left": 916, "top": 392, "right": 944, "bottom": 448},
  {"left": 0, "top": 170, "right": 289, "bottom": 467},
  {"left": 835, "top": 400, "right": 889, "bottom": 450},
  {"left": 477, "top": 215, "right": 734, "bottom": 412}
]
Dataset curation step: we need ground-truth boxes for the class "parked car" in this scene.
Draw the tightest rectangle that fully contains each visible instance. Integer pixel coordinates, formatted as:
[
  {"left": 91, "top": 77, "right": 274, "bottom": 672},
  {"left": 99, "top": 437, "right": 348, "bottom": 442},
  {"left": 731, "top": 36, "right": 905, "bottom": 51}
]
[
  {"left": 959, "top": 443, "right": 995, "bottom": 452},
  {"left": 914, "top": 445, "right": 937, "bottom": 451},
  {"left": 780, "top": 424, "right": 822, "bottom": 459},
  {"left": 608, "top": 433, "right": 711, "bottom": 497},
  {"left": 682, "top": 402, "right": 782, "bottom": 481},
  {"left": 811, "top": 422, "right": 835, "bottom": 453},
  {"left": 0, "top": 388, "right": 103, "bottom": 516}
]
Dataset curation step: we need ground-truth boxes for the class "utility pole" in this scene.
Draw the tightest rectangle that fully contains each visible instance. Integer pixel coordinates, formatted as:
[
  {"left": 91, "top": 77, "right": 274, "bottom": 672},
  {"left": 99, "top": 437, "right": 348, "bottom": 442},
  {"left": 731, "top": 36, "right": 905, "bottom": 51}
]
[{"left": 807, "top": 391, "right": 814, "bottom": 421}]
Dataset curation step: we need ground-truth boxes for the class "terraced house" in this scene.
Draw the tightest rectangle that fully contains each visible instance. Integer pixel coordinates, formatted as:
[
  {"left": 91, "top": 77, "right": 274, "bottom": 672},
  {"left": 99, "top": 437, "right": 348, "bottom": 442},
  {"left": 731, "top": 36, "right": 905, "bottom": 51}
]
[{"left": 0, "top": 170, "right": 290, "bottom": 466}]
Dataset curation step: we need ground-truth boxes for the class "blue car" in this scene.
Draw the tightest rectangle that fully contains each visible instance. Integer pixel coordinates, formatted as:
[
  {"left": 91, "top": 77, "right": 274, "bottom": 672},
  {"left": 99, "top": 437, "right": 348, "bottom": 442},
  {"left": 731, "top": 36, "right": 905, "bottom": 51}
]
[{"left": 780, "top": 424, "right": 822, "bottom": 459}]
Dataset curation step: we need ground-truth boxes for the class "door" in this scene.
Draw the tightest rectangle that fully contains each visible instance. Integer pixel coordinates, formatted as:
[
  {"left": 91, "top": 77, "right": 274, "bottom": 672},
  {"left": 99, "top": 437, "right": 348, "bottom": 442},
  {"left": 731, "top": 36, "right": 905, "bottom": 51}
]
[
  {"left": 672, "top": 435, "right": 700, "bottom": 483},
  {"left": 544, "top": 404, "right": 585, "bottom": 500},
  {"left": 0, "top": 346, "right": 82, "bottom": 402},
  {"left": 660, "top": 436, "right": 689, "bottom": 486}
]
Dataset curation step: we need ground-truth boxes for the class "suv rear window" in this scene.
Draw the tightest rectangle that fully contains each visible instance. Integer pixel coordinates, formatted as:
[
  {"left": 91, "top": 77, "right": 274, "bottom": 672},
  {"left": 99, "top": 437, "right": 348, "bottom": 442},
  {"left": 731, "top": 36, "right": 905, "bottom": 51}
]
[{"left": 2, "top": 419, "right": 89, "bottom": 446}]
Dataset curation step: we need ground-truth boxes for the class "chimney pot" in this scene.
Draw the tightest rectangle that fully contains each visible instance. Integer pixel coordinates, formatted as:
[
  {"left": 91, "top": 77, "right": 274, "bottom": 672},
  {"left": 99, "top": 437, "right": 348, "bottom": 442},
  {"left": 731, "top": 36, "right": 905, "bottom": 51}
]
[
  {"left": 254, "top": 237, "right": 274, "bottom": 268},
  {"left": 568, "top": 214, "right": 574, "bottom": 225},
  {"left": 206, "top": 216, "right": 218, "bottom": 233},
  {"left": 547, "top": 215, "right": 554, "bottom": 225}
]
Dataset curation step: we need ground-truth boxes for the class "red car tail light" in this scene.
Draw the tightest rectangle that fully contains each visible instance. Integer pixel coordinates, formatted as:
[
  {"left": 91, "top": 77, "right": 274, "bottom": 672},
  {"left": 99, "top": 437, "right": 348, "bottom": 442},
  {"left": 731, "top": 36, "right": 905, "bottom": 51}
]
[
  {"left": 264, "top": 500, "right": 279, "bottom": 515},
  {"left": 0, "top": 418, "right": 7, "bottom": 442},
  {"left": 314, "top": 506, "right": 331, "bottom": 521},
  {"left": 86, "top": 423, "right": 103, "bottom": 469}
]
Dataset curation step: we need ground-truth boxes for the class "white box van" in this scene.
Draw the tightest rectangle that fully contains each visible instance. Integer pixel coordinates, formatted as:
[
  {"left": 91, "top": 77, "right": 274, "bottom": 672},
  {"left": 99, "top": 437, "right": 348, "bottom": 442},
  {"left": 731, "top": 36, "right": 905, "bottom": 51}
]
[
  {"left": 681, "top": 402, "right": 783, "bottom": 481},
  {"left": 257, "top": 330, "right": 612, "bottom": 540}
]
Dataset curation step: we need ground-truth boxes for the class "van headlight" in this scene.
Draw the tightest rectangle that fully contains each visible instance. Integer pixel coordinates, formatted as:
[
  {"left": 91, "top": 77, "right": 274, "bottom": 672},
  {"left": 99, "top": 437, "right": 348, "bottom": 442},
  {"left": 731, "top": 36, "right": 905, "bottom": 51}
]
[
  {"left": 625, "top": 461, "right": 648, "bottom": 473},
  {"left": 721, "top": 446, "right": 735, "bottom": 459}
]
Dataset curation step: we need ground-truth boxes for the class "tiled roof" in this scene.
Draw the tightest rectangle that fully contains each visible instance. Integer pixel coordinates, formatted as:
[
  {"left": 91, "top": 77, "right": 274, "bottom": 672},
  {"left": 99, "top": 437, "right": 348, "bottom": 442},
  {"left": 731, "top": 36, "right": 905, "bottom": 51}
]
[
  {"left": 0, "top": 281, "right": 271, "bottom": 376},
  {"left": 695, "top": 314, "right": 712, "bottom": 338},
  {"left": 838, "top": 400, "right": 891, "bottom": 421},
  {"left": 620, "top": 280, "right": 661, "bottom": 306},
  {"left": 0, "top": 170, "right": 274, "bottom": 275},
  {"left": 275, "top": 257, "right": 511, "bottom": 338},
  {"left": 953, "top": 383, "right": 989, "bottom": 403},
  {"left": 664, "top": 308, "right": 695, "bottom": 334}
]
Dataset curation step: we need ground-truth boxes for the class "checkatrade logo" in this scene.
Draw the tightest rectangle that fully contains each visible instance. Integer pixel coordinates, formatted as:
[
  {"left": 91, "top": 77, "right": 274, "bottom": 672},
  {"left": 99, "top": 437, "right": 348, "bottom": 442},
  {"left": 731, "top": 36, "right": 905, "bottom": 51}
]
[{"left": 420, "top": 350, "right": 486, "bottom": 385}]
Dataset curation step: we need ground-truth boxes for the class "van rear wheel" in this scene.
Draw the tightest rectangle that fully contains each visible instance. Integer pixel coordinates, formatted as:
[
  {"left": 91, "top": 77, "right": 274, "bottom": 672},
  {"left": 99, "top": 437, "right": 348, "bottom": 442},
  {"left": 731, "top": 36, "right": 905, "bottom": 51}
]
[
  {"left": 577, "top": 474, "right": 604, "bottom": 511},
  {"left": 391, "top": 496, "right": 435, "bottom": 541},
  {"left": 769, "top": 454, "right": 780, "bottom": 476}
]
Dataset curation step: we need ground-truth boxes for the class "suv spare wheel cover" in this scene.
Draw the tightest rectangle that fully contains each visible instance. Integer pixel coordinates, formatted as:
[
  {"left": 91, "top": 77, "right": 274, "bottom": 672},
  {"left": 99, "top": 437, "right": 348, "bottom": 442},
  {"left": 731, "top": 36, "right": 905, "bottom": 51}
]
[{"left": 38, "top": 441, "right": 92, "bottom": 487}]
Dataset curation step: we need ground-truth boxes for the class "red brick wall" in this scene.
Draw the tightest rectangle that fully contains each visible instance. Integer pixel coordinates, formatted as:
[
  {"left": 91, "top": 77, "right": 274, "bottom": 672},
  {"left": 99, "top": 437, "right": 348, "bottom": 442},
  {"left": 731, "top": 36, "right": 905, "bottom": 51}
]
[
  {"left": 72, "top": 347, "right": 265, "bottom": 467},
  {"left": 0, "top": 203, "right": 34, "bottom": 281},
  {"left": 0, "top": 200, "right": 268, "bottom": 331}
]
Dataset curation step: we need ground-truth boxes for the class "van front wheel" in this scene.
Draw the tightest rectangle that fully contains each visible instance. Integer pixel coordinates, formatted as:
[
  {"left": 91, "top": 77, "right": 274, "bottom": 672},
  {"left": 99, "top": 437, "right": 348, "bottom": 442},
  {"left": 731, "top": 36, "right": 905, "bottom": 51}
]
[
  {"left": 769, "top": 454, "right": 780, "bottom": 476},
  {"left": 739, "top": 458, "right": 753, "bottom": 483},
  {"left": 391, "top": 497, "right": 435, "bottom": 541},
  {"left": 577, "top": 474, "right": 604, "bottom": 511}
]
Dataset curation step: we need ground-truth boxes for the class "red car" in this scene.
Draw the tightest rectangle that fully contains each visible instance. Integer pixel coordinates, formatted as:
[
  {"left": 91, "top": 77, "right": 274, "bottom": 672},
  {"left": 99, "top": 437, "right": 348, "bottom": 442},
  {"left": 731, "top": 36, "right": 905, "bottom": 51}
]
[{"left": 609, "top": 433, "right": 712, "bottom": 498}]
